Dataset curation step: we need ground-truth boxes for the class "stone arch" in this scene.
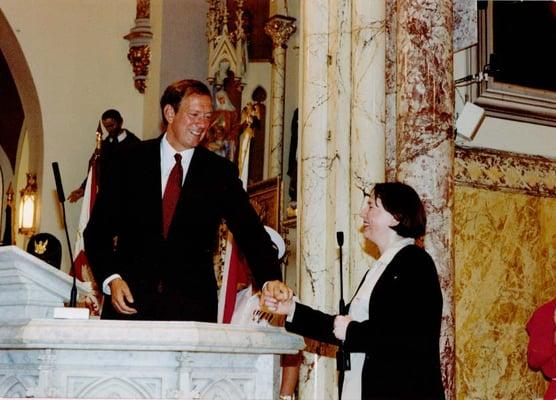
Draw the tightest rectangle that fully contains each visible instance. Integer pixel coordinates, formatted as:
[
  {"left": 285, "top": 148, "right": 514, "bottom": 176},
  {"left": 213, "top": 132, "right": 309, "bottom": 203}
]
[
  {"left": 0, "top": 9, "right": 43, "bottom": 228},
  {"left": 74, "top": 376, "right": 157, "bottom": 398},
  {"left": 199, "top": 377, "right": 246, "bottom": 399}
]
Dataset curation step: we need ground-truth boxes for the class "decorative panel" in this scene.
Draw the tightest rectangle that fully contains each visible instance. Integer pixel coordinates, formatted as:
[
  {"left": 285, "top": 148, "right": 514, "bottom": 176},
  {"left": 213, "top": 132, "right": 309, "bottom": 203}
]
[{"left": 454, "top": 146, "right": 556, "bottom": 399}]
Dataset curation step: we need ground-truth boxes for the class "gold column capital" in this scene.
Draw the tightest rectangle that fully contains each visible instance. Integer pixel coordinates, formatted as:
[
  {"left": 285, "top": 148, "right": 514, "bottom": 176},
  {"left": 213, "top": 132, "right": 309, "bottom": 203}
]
[{"left": 264, "top": 15, "right": 296, "bottom": 49}]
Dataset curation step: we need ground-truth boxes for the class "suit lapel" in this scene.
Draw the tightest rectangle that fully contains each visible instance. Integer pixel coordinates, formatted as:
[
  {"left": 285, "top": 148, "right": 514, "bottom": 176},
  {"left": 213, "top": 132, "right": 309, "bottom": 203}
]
[
  {"left": 141, "top": 137, "right": 164, "bottom": 230},
  {"left": 179, "top": 146, "right": 206, "bottom": 205}
]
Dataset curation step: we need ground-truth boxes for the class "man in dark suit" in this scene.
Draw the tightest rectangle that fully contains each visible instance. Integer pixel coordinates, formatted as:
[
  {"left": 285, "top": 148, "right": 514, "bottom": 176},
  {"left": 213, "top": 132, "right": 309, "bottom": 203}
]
[
  {"left": 84, "top": 79, "right": 289, "bottom": 321},
  {"left": 68, "top": 109, "right": 140, "bottom": 202}
]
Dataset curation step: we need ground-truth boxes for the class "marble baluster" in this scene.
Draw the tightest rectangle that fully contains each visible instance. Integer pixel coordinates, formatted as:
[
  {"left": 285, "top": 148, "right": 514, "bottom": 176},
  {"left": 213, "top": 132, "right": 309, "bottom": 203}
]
[
  {"left": 350, "top": 0, "right": 387, "bottom": 291},
  {"left": 265, "top": 15, "right": 296, "bottom": 178},
  {"left": 395, "top": 0, "right": 455, "bottom": 398}
]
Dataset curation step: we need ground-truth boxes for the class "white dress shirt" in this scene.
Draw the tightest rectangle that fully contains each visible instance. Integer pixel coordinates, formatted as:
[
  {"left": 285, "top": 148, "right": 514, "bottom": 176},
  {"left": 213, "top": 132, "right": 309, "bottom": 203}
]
[{"left": 107, "top": 129, "right": 129, "bottom": 144}]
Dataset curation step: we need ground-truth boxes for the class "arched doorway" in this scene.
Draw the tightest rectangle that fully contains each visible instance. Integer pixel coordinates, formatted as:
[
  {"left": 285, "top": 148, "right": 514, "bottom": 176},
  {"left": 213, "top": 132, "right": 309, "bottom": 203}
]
[{"left": 0, "top": 9, "right": 43, "bottom": 244}]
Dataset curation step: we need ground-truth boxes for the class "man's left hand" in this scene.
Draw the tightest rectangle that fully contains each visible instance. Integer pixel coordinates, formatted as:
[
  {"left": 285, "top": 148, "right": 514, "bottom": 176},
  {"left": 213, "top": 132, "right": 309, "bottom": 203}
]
[{"left": 260, "top": 280, "right": 293, "bottom": 311}]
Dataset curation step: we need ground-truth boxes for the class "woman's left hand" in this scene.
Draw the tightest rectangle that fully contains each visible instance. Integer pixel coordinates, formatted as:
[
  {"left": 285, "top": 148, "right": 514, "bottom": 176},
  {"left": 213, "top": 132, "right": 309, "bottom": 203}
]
[{"left": 333, "top": 315, "right": 353, "bottom": 341}]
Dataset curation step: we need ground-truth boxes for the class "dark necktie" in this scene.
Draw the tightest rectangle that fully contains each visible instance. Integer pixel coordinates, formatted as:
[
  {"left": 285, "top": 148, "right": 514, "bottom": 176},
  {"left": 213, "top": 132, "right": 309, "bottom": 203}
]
[{"left": 162, "top": 153, "right": 183, "bottom": 238}]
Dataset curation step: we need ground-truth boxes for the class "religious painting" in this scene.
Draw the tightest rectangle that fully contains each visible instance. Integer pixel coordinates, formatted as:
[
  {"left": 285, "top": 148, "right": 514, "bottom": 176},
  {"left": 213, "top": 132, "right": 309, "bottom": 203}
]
[
  {"left": 204, "top": 89, "right": 240, "bottom": 162},
  {"left": 475, "top": 1, "right": 556, "bottom": 126}
]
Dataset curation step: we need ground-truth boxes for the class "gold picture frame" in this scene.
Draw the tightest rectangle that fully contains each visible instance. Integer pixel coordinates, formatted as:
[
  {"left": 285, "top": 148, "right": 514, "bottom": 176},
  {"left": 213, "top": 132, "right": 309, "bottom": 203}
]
[{"left": 247, "top": 176, "right": 281, "bottom": 232}]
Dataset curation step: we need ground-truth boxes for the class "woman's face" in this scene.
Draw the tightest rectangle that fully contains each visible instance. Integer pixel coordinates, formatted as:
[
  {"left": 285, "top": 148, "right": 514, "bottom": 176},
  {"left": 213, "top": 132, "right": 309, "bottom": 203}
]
[{"left": 360, "top": 195, "right": 398, "bottom": 243}]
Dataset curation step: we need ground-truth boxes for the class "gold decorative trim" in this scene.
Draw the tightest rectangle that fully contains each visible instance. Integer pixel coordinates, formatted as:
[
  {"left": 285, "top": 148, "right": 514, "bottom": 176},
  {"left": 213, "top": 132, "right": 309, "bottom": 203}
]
[
  {"left": 455, "top": 146, "right": 556, "bottom": 197},
  {"left": 124, "top": 0, "right": 152, "bottom": 94},
  {"left": 264, "top": 15, "right": 296, "bottom": 50},
  {"left": 207, "top": 0, "right": 249, "bottom": 87}
]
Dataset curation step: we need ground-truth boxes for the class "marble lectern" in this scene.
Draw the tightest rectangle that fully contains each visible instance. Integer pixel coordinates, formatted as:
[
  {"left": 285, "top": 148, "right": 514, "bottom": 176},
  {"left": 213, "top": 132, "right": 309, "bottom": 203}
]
[{"left": 0, "top": 246, "right": 304, "bottom": 399}]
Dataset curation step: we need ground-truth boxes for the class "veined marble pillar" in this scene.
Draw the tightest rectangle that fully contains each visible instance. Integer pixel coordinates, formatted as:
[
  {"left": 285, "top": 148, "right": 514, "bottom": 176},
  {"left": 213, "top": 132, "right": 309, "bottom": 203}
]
[
  {"left": 395, "top": 1, "right": 455, "bottom": 398},
  {"left": 349, "top": 0, "right": 386, "bottom": 291},
  {"left": 265, "top": 15, "right": 296, "bottom": 178},
  {"left": 297, "top": 1, "right": 340, "bottom": 398},
  {"left": 297, "top": 0, "right": 386, "bottom": 398},
  {"left": 384, "top": 0, "right": 398, "bottom": 181}
]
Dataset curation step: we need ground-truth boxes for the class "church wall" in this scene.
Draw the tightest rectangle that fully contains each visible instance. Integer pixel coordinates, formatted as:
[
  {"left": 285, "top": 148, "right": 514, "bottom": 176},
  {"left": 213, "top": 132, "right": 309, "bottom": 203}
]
[
  {"left": 0, "top": 0, "right": 144, "bottom": 271},
  {"left": 453, "top": 46, "right": 556, "bottom": 398},
  {"left": 160, "top": 0, "right": 209, "bottom": 92},
  {"left": 454, "top": 147, "right": 556, "bottom": 399}
]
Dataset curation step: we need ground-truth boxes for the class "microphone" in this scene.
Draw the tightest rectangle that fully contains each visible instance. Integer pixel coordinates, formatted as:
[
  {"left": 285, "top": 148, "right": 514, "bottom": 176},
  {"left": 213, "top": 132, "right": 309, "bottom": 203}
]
[
  {"left": 336, "top": 231, "right": 345, "bottom": 314},
  {"left": 52, "top": 161, "right": 65, "bottom": 203},
  {"left": 51, "top": 162, "right": 77, "bottom": 307},
  {"left": 336, "top": 231, "right": 350, "bottom": 400},
  {"left": 336, "top": 231, "right": 344, "bottom": 247}
]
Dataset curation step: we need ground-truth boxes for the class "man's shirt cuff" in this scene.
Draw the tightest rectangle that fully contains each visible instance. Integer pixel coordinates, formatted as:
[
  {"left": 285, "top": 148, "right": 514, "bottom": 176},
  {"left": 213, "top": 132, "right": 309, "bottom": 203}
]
[{"left": 103, "top": 274, "right": 122, "bottom": 295}]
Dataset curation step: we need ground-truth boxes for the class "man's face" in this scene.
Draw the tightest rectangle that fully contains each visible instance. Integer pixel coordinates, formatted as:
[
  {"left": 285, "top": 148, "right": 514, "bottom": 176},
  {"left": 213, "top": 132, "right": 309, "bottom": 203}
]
[
  {"left": 165, "top": 94, "right": 213, "bottom": 151},
  {"left": 102, "top": 118, "right": 122, "bottom": 137}
]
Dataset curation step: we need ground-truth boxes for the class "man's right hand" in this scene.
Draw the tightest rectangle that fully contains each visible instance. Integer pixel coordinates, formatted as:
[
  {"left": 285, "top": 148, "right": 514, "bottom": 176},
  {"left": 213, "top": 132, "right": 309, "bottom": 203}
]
[
  {"left": 68, "top": 187, "right": 85, "bottom": 203},
  {"left": 109, "top": 278, "right": 138, "bottom": 315}
]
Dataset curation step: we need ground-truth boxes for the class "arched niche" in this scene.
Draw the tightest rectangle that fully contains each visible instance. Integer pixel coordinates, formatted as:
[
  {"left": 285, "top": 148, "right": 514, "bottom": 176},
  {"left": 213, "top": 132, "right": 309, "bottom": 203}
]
[{"left": 0, "top": 9, "right": 43, "bottom": 242}]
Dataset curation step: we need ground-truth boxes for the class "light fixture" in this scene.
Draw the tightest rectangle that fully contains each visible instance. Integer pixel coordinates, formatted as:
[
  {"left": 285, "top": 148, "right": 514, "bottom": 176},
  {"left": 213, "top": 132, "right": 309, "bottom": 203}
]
[
  {"left": 18, "top": 173, "right": 38, "bottom": 236},
  {"left": 456, "top": 102, "right": 485, "bottom": 141}
]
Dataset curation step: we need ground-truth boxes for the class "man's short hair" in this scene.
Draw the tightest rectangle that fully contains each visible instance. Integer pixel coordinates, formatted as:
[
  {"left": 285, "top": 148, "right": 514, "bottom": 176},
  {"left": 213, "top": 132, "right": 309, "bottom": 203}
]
[
  {"left": 101, "top": 109, "right": 123, "bottom": 123},
  {"left": 160, "top": 79, "right": 212, "bottom": 126},
  {"left": 372, "top": 182, "right": 427, "bottom": 239}
]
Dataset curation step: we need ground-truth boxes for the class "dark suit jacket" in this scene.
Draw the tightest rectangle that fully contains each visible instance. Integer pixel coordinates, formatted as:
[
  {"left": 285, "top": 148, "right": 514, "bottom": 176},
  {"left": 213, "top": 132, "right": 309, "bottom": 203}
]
[
  {"left": 80, "top": 129, "right": 140, "bottom": 191},
  {"left": 286, "top": 245, "right": 445, "bottom": 400},
  {"left": 84, "top": 136, "right": 281, "bottom": 321}
]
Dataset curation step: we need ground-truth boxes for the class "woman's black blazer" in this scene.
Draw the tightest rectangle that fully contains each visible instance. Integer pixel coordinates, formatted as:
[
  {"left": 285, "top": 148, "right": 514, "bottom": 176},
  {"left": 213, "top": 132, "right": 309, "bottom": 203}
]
[{"left": 286, "top": 244, "right": 445, "bottom": 399}]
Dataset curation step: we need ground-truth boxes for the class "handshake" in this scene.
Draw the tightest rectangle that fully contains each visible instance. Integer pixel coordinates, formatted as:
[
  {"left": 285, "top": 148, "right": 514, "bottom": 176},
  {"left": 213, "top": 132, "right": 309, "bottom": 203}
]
[
  {"left": 260, "top": 280, "right": 353, "bottom": 341},
  {"left": 260, "top": 280, "right": 295, "bottom": 316}
]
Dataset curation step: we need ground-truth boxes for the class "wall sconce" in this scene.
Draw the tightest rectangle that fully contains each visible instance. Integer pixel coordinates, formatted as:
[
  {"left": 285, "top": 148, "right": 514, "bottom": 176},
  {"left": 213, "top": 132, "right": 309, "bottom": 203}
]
[{"left": 18, "top": 173, "right": 38, "bottom": 236}]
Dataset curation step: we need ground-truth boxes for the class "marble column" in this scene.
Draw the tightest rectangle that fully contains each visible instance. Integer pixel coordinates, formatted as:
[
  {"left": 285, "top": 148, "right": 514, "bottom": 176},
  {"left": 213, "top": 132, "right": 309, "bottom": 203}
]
[
  {"left": 264, "top": 15, "right": 296, "bottom": 178},
  {"left": 297, "top": 0, "right": 387, "bottom": 398},
  {"left": 349, "top": 0, "right": 386, "bottom": 291},
  {"left": 297, "top": 1, "right": 339, "bottom": 398},
  {"left": 384, "top": 0, "right": 398, "bottom": 181},
  {"left": 395, "top": 1, "right": 455, "bottom": 398}
]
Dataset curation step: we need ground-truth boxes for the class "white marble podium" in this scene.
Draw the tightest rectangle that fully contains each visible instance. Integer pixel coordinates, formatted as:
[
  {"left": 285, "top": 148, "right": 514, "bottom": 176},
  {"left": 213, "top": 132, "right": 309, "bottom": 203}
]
[{"left": 0, "top": 246, "right": 304, "bottom": 399}]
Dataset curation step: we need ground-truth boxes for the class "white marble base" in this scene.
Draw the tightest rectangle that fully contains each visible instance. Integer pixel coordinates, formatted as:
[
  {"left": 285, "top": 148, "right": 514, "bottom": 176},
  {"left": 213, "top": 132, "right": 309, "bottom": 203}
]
[{"left": 0, "top": 319, "right": 304, "bottom": 399}]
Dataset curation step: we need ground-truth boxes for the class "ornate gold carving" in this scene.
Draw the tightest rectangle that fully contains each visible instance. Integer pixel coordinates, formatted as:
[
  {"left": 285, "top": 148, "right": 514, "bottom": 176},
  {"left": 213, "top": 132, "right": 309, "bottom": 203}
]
[
  {"left": 136, "top": 0, "right": 150, "bottom": 19},
  {"left": 124, "top": 0, "right": 153, "bottom": 93},
  {"left": 455, "top": 146, "right": 556, "bottom": 197},
  {"left": 207, "top": 0, "right": 249, "bottom": 87},
  {"left": 125, "top": 45, "right": 151, "bottom": 93},
  {"left": 34, "top": 239, "right": 48, "bottom": 255},
  {"left": 264, "top": 15, "right": 296, "bottom": 49}
]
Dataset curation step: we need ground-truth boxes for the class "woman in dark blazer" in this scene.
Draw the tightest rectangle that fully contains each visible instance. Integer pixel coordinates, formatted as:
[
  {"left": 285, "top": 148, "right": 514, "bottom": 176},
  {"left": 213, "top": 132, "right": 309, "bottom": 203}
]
[{"left": 264, "top": 182, "right": 445, "bottom": 399}]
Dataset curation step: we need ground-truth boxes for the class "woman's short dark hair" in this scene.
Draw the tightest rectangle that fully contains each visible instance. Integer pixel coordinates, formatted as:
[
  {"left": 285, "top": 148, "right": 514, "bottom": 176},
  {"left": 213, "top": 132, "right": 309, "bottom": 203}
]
[
  {"left": 372, "top": 182, "right": 426, "bottom": 238},
  {"left": 160, "top": 79, "right": 211, "bottom": 126}
]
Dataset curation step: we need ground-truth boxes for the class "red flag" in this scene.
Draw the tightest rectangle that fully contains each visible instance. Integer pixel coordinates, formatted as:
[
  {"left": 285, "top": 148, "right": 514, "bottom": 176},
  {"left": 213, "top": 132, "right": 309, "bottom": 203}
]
[
  {"left": 219, "top": 236, "right": 251, "bottom": 323},
  {"left": 72, "top": 122, "right": 103, "bottom": 315}
]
